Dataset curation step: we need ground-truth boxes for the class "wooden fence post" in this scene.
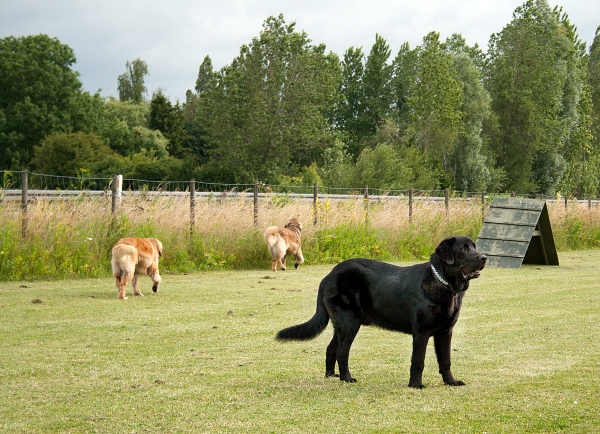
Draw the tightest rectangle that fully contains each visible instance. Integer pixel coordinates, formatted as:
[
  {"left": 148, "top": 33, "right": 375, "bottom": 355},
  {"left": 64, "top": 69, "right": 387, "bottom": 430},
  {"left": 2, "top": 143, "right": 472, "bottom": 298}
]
[
  {"left": 190, "top": 179, "right": 196, "bottom": 237},
  {"left": 111, "top": 174, "right": 122, "bottom": 214},
  {"left": 408, "top": 188, "right": 413, "bottom": 223},
  {"left": 313, "top": 183, "right": 318, "bottom": 225},
  {"left": 481, "top": 192, "right": 486, "bottom": 220},
  {"left": 444, "top": 188, "right": 449, "bottom": 216},
  {"left": 21, "top": 170, "right": 28, "bottom": 239},
  {"left": 254, "top": 182, "right": 259, "bottom": 227},
  {"left": 364, "top": 185, "right": 369, "bottom": 224}
]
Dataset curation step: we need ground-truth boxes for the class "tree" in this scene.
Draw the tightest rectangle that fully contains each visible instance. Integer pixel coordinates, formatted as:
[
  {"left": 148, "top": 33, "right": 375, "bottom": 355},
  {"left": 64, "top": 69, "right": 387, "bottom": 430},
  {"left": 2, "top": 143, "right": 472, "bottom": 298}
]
[
  {"left": 554, "top": 8, "right": 597, "bottom": 197},
  {"left": 407, "top": 32, "right": 463, "bottom": 183},
  {"left": 350, "top": 143, "right": 413, "bottom": 190},
  {"left": 363, "top": 34, "right": 394, "bottom": 136},
  {"left": 588, "top": 26, "right": 600, "bottom": 176},
  {"left": 149, "top": 91, "right": 190, "bottom": 159},
  {"left": 444, "top": 35, "right": 496, "bottom": 191},
  {"left": 195, "top": 55, "right": 217, "bottom": 94},
  {"left": 31, "top": 132, "right": 116, "bottom": 176},
  {"left": 336, "top": 46, "right": 367, "bottom": 157},
  {"left": 196, "top": 14, "right": 341, "bottom": 182},
  {"left": 319, "top": 139, "right": 353, "bottom": 187},
  {"left": 350, "top": 142, "right": 439, "bottom": 191},
  {"left": 117, "top": 58, "right": 149, "bottom": 104},
  {"left": 485, "top": 0, "right": 592, "bottom": 195},
  {"left": 0, "top": 34, "right": 85, "bottom": 169},
  {"left": 99, "top": 98, "right": 168, "bottom": 157},
  {"left": 391, "top": 42, "right": 418, "bottom": 132},
  {"left": 336, "top": 35, "right": 394, "bottom": 159}
]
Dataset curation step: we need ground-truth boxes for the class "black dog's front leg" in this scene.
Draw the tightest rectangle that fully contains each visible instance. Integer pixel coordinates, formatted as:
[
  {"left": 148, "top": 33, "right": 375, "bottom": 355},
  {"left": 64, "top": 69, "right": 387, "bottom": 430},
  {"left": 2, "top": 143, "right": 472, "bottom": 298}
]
[
  {"left": 434, "top": 330, "right": 465, "bottom": 386},
  {"left": 409, "top": 333, "right": 429, "bottom": 388}
]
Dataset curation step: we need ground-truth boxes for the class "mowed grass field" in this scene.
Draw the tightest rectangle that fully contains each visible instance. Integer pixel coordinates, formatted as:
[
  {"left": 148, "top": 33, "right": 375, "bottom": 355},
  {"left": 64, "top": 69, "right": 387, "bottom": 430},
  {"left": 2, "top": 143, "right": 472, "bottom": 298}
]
[{"left": 1, "top": 251, "right": 599, "bottom": 433}]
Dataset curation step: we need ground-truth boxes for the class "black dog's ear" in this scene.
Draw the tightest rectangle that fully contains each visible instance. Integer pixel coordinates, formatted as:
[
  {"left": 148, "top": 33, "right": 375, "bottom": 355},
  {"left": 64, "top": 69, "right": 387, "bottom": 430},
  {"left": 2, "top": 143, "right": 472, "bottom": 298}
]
[{"left": 435, "top": 237, "right": 456, "bottom": 265}]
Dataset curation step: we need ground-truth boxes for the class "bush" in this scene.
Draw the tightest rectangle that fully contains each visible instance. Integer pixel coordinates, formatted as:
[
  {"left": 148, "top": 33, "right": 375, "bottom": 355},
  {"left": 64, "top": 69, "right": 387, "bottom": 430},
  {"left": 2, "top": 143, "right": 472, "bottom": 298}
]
[{"left": 0, "top": 196, "right": 598, "bottom": 281}]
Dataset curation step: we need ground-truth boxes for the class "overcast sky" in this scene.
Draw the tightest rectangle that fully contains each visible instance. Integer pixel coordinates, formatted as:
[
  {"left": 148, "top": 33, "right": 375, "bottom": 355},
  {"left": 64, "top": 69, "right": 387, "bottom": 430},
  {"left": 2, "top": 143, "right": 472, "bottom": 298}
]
[{"left": 1, "top": 0, "right": 598, "bottom": 103}]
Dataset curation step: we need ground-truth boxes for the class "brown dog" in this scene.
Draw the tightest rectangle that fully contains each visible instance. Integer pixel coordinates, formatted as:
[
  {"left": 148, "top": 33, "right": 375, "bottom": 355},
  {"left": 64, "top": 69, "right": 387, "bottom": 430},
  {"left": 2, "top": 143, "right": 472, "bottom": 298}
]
[
  {"left": 264, "top": 218, "right": 304, "bottom": 271},
  {"left": 111, "top": 237, "right": 163, "bottom": 300}
]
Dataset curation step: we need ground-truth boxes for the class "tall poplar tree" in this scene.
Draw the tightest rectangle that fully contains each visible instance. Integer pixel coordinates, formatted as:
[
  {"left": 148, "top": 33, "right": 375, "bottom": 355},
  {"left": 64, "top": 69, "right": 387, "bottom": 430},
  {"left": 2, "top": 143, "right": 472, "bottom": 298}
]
[
  {"left": 486, "top": 0, "right": 593, "bottom": 195},
  {"left": 117, "top": 58, "right": 149, "bottom": 104},
  {"left": 589, "top": 26, "right": 600, "bottom": 154},
  {"left": 408, "top": 32, "right": 463, "bottom": 181},
  {"left": 363, "top": 35, "right": 394, "bottom": 141},
  {"left": 336, "top": 46, "right": 366, "bottom": 157},
  {"left": 391, "top": 42, "right": 418, "bottom": 132},
  {"left": 196, "top": 15, "right": 341, "bottom": 182},
  {"left": 336, "top": 35, "right": 394, "bottom": 159},
  {"left": 444, "top": 35, "right": 496, "bottom": 192}
]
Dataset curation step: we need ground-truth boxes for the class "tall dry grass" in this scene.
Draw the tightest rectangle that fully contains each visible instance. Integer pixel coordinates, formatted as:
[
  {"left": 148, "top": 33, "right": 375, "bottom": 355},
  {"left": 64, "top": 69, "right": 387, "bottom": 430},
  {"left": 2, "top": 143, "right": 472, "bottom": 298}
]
[{"left": 1, "top": 193, "right": 598, "bottom": 281}]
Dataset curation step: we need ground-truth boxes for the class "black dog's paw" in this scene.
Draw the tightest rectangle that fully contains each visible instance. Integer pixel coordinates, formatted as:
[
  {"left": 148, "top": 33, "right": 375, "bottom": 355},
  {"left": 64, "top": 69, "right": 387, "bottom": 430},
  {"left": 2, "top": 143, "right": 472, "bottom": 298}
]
[
  {"left": 340, "top": 376, "right": 357, "bottom": 383},
  {"left": 444, "top": 380, "right": 466, "bottom": 386},
  {"left": 408, "top": 382, "right": 425, "bottom": 389},
  {"left": 325, "top": 371, "right": 338, "bottom": 378}
]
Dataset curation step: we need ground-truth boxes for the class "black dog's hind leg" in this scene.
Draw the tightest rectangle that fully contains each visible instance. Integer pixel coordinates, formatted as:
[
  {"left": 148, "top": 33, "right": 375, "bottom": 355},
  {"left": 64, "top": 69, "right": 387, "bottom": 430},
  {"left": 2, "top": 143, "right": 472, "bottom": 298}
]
[
  {"left": 333, "top": 318, "right": 362, "bottom": 383},
  {"left": 325, "top": 334, "right": 339, "bottom": 377},
  {"left": 434, "top": 330, "right": 464, "bottom": 386}
]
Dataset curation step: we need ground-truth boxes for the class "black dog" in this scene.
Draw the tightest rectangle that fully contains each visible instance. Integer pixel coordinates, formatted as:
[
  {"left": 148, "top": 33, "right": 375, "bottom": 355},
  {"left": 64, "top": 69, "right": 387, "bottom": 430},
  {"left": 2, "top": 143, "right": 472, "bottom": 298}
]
[{"left": 276, "top": 236, "right": 487, "bottom": 388}]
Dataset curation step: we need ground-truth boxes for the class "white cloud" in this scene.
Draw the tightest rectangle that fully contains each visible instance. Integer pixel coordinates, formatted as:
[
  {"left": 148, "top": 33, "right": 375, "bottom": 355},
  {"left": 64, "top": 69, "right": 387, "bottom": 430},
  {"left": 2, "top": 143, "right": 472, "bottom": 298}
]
[{"left": 1, "top": 0, "right": 597, "bottom": 102}]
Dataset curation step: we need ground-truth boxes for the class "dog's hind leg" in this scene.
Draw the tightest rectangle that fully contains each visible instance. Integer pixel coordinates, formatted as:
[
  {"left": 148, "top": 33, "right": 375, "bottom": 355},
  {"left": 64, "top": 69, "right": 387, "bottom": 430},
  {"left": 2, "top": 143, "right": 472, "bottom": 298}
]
[
  {"left": 116, "top": 275, "right": 129, "bottom": 300},
  {"left": 274, "top": 256, "right": 286, "bottom": 271},
  {"left": 132, "top": 274, "right": 143, "bottom": 296},
  {"left": 325, "top": 334, "right": 339, "bottom": 377},
  {"left": 333, "top": 319, "right": 361, "bottom": 383},
  {"left": 294, "top": 250, "right": 304, "bottom": 269}
]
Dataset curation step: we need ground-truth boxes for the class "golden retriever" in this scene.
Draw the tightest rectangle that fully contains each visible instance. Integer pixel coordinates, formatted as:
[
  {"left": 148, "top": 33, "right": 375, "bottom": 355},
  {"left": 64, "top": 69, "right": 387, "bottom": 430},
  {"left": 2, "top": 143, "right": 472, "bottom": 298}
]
[
  {"left": 111, "top": 237, "right": 163, "bottom": 300},
  {"left": 264, "top": 218, "right": 304, "bottom": 271}
]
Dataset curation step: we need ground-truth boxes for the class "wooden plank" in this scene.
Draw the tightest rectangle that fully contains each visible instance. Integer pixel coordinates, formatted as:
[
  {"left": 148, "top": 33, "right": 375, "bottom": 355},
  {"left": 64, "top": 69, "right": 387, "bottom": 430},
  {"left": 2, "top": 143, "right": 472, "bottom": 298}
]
[
  {"left": 485, "top": 256, "right": 524, "bottom": 269},
  {"left": 489, "top": 197, "right": 545, "bottom": 211},
  {"left": 483, "top": 208, "right": 541, "bottom": 226},
  {"left": 477, "top": 238, "right": 529, "bottom": 257},
  {"left": 478, "top": 223, "right": 536, "bottom": 242},
  {"left": 537, "top": 205, "right": 559, "bottom": 265}
]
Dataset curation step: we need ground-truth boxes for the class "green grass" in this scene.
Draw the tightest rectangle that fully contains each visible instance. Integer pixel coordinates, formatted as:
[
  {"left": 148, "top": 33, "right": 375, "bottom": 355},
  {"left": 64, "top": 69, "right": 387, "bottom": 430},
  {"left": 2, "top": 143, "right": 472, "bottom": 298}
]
[{"left": 1, "top": 251, "right": 599, "bottom": 433}]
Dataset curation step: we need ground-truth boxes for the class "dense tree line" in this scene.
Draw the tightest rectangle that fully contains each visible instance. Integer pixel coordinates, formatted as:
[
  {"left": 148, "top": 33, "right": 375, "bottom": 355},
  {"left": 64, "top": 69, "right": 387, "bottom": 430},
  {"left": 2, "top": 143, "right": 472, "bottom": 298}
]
[{"left": 1, "top": 0, "right": 600, "bottom": 196}]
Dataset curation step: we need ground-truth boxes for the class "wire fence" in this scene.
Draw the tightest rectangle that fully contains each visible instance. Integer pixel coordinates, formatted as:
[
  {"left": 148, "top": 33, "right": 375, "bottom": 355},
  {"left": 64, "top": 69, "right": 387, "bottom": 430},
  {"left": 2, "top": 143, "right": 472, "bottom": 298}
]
[
  {"left": 3, "top": 170, "right": 600, "bottom": 244},
  {"left": 3, "top": 170, "right": 593, "bottom": 201}
]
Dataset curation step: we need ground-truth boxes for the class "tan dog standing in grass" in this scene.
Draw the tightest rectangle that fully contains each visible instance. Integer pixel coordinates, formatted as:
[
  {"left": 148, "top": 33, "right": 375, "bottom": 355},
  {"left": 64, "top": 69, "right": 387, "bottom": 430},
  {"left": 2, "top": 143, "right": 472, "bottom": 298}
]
[
  {"left": 264, "top": 218, "right": 304, "bottom": 271},
  {"left": 111, "top": 237, "right": 163, "bottom": 299}
]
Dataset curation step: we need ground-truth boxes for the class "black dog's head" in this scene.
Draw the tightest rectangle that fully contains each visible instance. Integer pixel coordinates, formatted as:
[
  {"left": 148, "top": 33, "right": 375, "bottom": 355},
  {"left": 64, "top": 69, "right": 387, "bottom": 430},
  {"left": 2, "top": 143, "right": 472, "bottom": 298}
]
[{"left": 431, "top": 236, "right": 487, "bottom": 289}]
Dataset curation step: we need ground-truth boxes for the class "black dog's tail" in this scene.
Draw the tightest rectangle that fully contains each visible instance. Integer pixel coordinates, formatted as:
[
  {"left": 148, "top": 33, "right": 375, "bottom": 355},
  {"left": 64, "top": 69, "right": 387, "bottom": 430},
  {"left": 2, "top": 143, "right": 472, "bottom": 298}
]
[{"left": 276, "top": 284, "right": 329, "bottom": 341}]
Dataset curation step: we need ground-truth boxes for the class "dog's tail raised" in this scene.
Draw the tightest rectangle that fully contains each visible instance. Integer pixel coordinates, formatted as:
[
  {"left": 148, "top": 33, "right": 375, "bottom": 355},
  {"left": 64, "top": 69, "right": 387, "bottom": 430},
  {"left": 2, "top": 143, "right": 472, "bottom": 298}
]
[
  {"left": 276, "top": 284, "right": 329, "bottom": 341},
  {"left": 263, "top": 227, "right": 280, "bottom": 247},
  {"left": 111, "top": 244, "right": 137, "bottom": 280}
]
